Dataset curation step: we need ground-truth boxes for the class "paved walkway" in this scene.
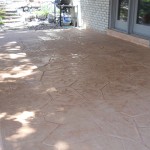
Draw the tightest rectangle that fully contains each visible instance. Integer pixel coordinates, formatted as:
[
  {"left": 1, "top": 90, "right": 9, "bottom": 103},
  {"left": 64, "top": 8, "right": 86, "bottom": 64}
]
[{"left": 0, "top": 29, "right": 150, "bottom": 150}]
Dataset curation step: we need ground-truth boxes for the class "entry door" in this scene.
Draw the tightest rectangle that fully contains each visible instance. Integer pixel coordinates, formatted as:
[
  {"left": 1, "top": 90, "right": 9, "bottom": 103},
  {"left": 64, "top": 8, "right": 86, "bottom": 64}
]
[
  {"left": 115, "top": 0, "right": 129, "bottom": 32},
  {"left": 133, "top": 0, "right": 150, "bottom": 37}
]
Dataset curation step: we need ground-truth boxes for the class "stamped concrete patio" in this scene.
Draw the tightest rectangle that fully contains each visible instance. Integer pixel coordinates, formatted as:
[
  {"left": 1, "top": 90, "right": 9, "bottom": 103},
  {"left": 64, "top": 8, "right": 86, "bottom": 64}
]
[{"left": 0, "top": 28, "right": 150, "bottom": 150}]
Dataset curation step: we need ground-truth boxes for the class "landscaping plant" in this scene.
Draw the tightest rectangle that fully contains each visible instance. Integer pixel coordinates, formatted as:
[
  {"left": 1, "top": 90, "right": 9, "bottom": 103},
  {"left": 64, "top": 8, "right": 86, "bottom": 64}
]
[{"left": 0, "top": 9, "right": 5, "bottom": 25}]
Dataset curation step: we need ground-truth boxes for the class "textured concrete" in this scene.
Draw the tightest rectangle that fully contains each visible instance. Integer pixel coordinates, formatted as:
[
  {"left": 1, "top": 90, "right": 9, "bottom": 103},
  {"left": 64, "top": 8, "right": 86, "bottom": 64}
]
[
  {"left": 107, "top": 29, "right": 150, "bottom": 48},
  {"left": 0, "top": 28, "right": 150, "bottom": 150}
]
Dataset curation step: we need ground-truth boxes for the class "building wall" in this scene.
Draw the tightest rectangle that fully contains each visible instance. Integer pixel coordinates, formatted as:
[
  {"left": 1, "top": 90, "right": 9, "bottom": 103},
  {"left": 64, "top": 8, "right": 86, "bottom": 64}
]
[{"left": 73, "top": 0, "right": 110, "bottom": 31}]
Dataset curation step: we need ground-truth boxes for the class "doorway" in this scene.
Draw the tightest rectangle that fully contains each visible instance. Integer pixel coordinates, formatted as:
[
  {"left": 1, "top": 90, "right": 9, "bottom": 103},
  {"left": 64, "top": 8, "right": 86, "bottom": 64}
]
[{"left": 111, "top": 0, "right": 150, "bottom": 38}]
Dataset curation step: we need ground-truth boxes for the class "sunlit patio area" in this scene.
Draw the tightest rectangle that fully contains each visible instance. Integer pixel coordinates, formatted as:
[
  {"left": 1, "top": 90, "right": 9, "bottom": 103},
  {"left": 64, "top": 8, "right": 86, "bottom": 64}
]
[{"left": 0, "top": 28, "right": 150, "bottom": 150}]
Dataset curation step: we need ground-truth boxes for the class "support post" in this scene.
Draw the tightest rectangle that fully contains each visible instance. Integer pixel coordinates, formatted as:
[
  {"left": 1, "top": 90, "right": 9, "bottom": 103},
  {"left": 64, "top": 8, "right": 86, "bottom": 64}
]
[{"left": 60, "top": 6, "right": 62, "bottom": 26}]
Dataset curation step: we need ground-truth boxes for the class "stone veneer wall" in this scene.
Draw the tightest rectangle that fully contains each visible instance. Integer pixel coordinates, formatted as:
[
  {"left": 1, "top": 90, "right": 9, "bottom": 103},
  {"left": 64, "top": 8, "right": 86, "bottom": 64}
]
[{"left": 73, "top": 0, "right": 110, "bottom": 31}]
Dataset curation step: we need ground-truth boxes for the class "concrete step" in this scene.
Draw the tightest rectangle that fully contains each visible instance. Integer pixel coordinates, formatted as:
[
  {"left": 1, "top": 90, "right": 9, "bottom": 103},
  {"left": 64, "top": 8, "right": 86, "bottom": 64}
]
[
  {"left": 3, "top": 18, "right": 21, "bottom": 23},
  {"left": 0, "top": 4, "right": 5, "bottom": 9},
  {"left": 0, "top": 4, "right": 5, "bottom": 7},
  {"left": 0, "top": 3, "right": 6, "bottom": 6},
  {"left": 5, "top": 9, "right": 17, "bottom": 13},
  {"left": 5, "top": 13, "right": 18, "bottom": 16},
  {"left": 4, "top": 15, "right": 20, "bottom": 19},
  {"left": 4, "top": 16, "right": 21, "bottom": 20}
]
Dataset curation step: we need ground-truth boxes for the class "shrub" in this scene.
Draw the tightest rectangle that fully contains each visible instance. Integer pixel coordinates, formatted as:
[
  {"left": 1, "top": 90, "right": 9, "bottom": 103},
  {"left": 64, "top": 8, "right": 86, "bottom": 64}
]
[{"left": 0, "top": 9, "right": 5, "bottom": 24}]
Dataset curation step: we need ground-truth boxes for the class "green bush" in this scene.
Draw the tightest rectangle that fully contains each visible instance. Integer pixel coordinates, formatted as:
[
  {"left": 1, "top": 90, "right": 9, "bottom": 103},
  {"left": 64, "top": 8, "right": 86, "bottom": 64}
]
[
  {"left": 35, "top": 10, "right": 48, "bottom": 17},
  {"left": 0, "top": 9, "right": 5, "bottom": 25},
  {"left": 34, "top": 4, "right": 50, "bottom": 18},
  {"left": 0, "top": 9, "right": 5, "bottom": 18}
]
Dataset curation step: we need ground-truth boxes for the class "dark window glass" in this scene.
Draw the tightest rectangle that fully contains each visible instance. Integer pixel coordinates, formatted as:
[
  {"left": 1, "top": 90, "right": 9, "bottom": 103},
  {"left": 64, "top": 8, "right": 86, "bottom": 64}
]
[
  {"left": 137, "top": 0, "right": 150, "bottom": 25},
  {"left": 118, "top": 0, "right": 129, "bottom": 21}
]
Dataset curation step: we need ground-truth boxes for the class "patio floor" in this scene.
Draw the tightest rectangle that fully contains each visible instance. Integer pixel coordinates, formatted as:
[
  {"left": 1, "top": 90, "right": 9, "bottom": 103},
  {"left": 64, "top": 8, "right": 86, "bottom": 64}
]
[{"left": 0, "top": 28, "right": 150, "bottom": 150}]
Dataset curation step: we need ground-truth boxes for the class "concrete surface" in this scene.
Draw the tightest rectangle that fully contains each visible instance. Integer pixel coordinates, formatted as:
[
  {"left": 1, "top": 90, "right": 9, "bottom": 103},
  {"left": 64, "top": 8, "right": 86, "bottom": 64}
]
[
  {"left": 0, "top": 28, "right": 150, "bottom": 150},
  {"left": 107, "top": 29, "right": 150, "bottom": 48}
]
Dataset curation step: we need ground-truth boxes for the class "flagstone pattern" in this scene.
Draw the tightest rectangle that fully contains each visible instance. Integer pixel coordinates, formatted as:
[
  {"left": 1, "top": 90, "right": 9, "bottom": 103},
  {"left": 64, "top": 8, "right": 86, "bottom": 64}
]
[{"left": 0, "top": 29, "right": 150, "bottom": 150}]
